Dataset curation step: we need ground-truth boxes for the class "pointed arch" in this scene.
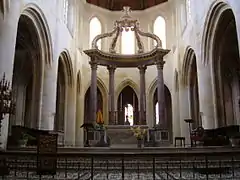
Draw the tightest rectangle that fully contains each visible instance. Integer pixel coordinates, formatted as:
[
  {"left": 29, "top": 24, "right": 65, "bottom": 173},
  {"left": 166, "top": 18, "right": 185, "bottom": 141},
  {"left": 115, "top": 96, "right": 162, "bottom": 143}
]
[
  {"left": 181, "top": 46, "right": 195, "bottom": 86},
  {"left": 201, "top": 1, "right": 232, "bottom": 65},
  {"left": 84, "top": 78, "right": 108, "bottom": 123},
  {"left": 22, "top": 3, "right": 53, "bottom": 66},
  {"left": 147, "top": 78, "right": 172, "bottom": 140},
  {"left": 115, "top": 79, "right": 139, "bottom": 101},
  {"left": 147, "top": 78, "right": 171, "bottom": 104},
  {"left": 204, "top": 2, "right": 240, "bottom": 127},
  {"left": 96, "top": 77, "right": 108, "bottom": 101},
  {"left": 59, "top": 50, "right": 74, "bottom": 86}
]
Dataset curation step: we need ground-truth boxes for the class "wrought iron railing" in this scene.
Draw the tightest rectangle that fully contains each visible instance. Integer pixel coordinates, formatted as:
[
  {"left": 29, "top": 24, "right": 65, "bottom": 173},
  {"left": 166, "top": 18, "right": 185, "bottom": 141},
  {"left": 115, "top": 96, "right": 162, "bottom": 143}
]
[{"left": 1, "top": 149, "right": 240, "bottom": 179}]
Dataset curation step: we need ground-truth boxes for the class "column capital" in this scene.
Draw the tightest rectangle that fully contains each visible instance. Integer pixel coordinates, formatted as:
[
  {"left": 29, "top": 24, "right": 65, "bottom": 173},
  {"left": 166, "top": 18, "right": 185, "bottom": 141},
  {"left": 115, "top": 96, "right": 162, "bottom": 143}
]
[
  {"left": 138, "top": 65, "right": 147, "bottom": 74},
  {"left": 107, "top": 65, "right": 116, "bottom": 72},
  {"left": 89, "top": 61, "right": 98, "bottom": 70},
  {"left": 155, "top": 61, "right": 165, "bottom": 70}
]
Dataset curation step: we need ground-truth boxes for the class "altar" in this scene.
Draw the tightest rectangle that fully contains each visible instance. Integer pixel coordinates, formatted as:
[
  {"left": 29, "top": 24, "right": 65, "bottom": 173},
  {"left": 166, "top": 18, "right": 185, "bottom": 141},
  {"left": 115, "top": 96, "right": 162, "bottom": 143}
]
[
  {"left": 107, "top": 125, "right": 147, "bottom": 145},
  {"left": 89, "top": 125, "right": 170, "bottom": 147}
]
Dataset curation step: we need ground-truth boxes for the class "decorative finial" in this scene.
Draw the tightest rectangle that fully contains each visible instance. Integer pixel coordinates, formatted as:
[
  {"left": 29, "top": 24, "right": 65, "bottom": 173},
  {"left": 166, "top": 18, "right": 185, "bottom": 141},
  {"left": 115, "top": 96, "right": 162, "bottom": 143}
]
[{"left": 122, "top": 6, "right": 131, "bottom": 18}]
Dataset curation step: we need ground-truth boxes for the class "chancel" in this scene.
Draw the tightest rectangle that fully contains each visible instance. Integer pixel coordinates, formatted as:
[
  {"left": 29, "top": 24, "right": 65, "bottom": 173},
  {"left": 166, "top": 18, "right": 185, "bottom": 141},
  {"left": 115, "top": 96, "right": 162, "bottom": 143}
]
[{"left": 0, "top": 0, "right": 240, "bottom": 179}]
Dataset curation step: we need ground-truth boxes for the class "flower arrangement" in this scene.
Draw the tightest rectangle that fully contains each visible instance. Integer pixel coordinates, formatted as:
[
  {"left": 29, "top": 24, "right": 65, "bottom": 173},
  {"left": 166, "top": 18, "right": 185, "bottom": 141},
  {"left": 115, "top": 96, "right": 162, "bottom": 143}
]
[
  {"left": 96, "top": 109, "right": 104, "bottom": 124},
  {"left": 94, "top": 123, "right": 107, "bottom": 130},
  {"left": 131, "top": 126, "right": 147, "bottom": 140}
]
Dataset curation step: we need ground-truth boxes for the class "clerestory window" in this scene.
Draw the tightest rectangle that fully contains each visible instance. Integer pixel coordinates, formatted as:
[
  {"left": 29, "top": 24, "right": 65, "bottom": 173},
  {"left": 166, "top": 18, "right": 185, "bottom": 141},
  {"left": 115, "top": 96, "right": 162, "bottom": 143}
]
[
  {"left": 89, "top": 17, "right": 102, "bottom": 49},
  {"left": 153, "top": 16, "right": 166, "bottom": 49}
]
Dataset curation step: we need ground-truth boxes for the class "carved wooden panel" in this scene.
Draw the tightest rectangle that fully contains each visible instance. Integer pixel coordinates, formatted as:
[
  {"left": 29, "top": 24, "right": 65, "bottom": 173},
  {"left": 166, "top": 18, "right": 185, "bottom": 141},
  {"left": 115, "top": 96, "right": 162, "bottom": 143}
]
[{"left": 37, "top": 132, "right": 57, "bottom": 175}]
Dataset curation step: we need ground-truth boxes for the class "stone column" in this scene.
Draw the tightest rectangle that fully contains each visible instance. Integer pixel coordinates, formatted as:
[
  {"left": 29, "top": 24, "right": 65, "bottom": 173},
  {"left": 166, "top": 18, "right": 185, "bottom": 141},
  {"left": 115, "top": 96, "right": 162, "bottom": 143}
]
[
  {"left": 197, "top": 61, "right": 216, "bottom": 129},
  {"left": 65, "top": 86, "right": 76, "bottom": 146},
  {"left": 179, "top": 84, "right": 191, "bottom": 143},
  {"left": 89, "top": 61, "right": 98, "bottom": 123},
  {"left": 156, "top": 60, "right": 166, "bottom": 128},
  {"left": 107, "top": 65, "right": 116, "bottom": 125},
  {"left": 138, "top": 65, "right": 147, "bottom": 125},
  {"left": 40, "top": 60, "right": 58, "bottom": 130}
]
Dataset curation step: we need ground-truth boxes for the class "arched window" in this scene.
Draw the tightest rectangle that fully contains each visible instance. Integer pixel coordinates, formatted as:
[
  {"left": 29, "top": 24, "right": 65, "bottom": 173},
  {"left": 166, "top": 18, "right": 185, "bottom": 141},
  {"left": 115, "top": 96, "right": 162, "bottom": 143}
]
[
  {"left": 63, "top": 0, "right": 69, "bottom": 24},
  {"left": 89, "top": 17, "right": 102, "bottom": 49},
  {"left": 121, "top": 29, "right": 135, "bottom": 54},
  {"left": 153, "top": 16, "right": 166, "bottom": 49}
]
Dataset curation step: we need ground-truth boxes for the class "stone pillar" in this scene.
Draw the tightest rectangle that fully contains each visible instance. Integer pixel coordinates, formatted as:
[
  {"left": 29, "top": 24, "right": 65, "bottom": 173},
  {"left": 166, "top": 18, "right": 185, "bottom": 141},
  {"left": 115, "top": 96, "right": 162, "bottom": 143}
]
[
  {"left": 65, "top": 86, "right": 76, "bottom": 146},
  {"left": 197, "top": 62, "right": 216, "bottom": 129},
  {"left": 232, "top": 76, "right": 240, "bottom": 125},
  {"left": 107, "top": 65, "right": 116, "bottom": 125},
  {"left": 156, "top": 60, "right": 166, "bottom": 128},
  {"left": 138, "top": 65, "right": 147, "bottom": 125},
  {"left": 89, "top": 61, "right": 98, "bottom": 123},
  {"left": 172, "top": 88, "right": 181, "bottom": 138},
  {"left": 75, "top": 93, "right": 84, "bottom": 146},
  {"left": 40, "top": 60, "right": 58, "bottom": 130},
  {"left": 179, "top": 84, "right": 191, "bottom": 143}
]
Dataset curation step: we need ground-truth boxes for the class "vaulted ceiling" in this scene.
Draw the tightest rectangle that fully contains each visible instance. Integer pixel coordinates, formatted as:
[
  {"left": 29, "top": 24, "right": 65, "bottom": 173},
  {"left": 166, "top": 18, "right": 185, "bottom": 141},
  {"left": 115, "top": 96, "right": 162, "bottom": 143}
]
[{"left": 86, "top": 0, "right": 168, "bottom": 11}]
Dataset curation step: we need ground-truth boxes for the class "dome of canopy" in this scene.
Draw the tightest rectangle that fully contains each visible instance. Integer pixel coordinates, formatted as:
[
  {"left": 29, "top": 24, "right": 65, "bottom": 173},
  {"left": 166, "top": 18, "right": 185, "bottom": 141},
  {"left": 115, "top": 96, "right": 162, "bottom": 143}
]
[{"left": 91, "top": 6, "right": 163, "bottom": 54}]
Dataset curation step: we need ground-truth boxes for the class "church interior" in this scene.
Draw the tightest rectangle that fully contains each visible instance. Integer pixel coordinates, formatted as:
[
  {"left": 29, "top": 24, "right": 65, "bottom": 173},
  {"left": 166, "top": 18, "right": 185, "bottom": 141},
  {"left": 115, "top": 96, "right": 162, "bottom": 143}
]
[{"left": 0, "top": 0, "right": 240, "bottom": 179}]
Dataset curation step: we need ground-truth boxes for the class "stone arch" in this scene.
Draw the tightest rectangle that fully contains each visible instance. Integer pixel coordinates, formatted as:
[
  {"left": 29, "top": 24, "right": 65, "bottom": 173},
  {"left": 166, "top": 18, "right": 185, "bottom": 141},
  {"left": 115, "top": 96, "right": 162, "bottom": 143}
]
[
  {"left": 206, "top": 3, "right": 240, "bottom": 126},
  {"left": 84, "top": 78, "right": 108, "bottom": 123},
  {"left": 147, "top": 78, "right": 172, "bottom": 141},
  {"left": 181, "top": 46, "right": 195, "bottom": 86},
  {"left": 59, "top": 50, "right": 74, "bottom": 86},
  {"left": 54, "top": 50, "right": 74, "bottom": 146},
  {"left": 201, "top": 1, "right": 232, "bottom": 65},
  {"left": 97, "top": 78, "right": 108, "bottom": 123},
  {"left": 22, "top": 3, "right": 53, "bottom": 66},
  {"left": 147, "top": 78, "right": 172, "bottom": 107},
  {"left": 10, "top": 5, "right": 52, "bottom": 129},
  {"left": 115, "top": 79, "right": 139, "bottom": 103},
  {"left": 182, "top": 47, "right": 200, "bottom": 127}
]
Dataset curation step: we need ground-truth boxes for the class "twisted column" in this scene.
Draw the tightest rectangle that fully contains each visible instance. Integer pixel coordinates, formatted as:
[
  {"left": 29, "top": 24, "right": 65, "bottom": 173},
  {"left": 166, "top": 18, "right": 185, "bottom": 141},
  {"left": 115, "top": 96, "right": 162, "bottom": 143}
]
[
  {"left": 138, "top": 65, "right": 147, "bottom": 125},
  {"left": 107, "top": 65, "right": 116, "bottom": 125},
  {"left": 89, "top": 61, "right": 98, "bottom": 123},
  {"left": 156, "top": 60, "right": 166, "bottom": 128}
]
